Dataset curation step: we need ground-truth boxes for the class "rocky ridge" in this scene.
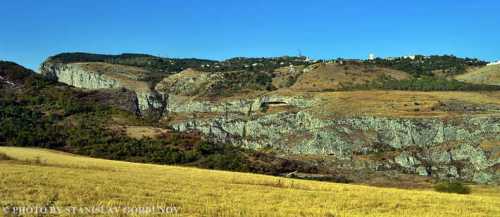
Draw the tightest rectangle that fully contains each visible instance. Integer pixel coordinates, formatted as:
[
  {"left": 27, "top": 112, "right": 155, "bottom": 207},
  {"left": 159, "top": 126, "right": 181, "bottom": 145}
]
[
  {"left": 41, "top": 61, "right": 166, "bottom": 115},
  {"left": 166, "top": 95, "right": 499, "bottom": 183},
  {"left": 39, "top": 57, "right": 500, "bottom": 184}
]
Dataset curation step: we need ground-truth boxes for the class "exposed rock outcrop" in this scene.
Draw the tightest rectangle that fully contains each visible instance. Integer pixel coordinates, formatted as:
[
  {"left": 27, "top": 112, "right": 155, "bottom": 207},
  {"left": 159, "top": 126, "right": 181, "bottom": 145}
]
[
  {"left": 155, "top": 68, "right": 224, "bottom": 96},
  {"left": 165, "top": 96, "right": 499, "bottom": 184},
  {"left": 40, "top": 61, "right": 166, "bottom": 115},
  {"left": 39, "top": 58, "right": 500, "bottom": 184}
]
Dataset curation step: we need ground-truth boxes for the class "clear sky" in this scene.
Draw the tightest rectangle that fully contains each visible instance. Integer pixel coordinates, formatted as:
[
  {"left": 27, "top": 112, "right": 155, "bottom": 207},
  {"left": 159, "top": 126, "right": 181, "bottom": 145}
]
[{"left": 1, "top": 0, "right": 499, "bottom": 70}]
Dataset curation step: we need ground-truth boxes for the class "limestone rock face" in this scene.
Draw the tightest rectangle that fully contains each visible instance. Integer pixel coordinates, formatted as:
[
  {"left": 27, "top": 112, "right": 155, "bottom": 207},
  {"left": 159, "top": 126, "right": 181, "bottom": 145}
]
[
  {"left": 164, "top": 94, "right": 313, "bottom": 114},
  {"left": 166, "top": 96, "right": 500, "bottom": 183},
  {"left": 41, "top": 62, "right": 166, "bottom": 115},
  {"left": 41, "top": 63, "right": 121, "bottom": 89}
]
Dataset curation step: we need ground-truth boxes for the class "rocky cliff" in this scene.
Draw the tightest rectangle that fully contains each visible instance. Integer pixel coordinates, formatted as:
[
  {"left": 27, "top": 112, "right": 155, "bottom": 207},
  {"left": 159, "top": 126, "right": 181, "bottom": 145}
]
[
  {"left": 41, "top": 61, "right": 166, "bottom": 115},
  {"left": 164, "top": 94, "right": 499, "bottom": 184},
  {"left": 39, "top": 57, "right": 500, "bottom": 184}
]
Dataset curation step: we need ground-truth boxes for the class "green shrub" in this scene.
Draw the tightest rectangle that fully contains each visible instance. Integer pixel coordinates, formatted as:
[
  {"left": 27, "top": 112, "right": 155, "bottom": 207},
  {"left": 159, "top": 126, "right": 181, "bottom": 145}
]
[{"left": 434, "top": 181, "right": 471, "bottom": 194}]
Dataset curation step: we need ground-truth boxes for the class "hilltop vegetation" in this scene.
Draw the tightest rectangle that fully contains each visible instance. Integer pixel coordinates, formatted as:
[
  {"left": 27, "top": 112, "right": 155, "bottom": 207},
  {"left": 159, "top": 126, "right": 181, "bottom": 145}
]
[
  {"left": 368, "top": 55, "right": 487, "bottom": 77},
  {"left": 46, "top": 52, "right": 312, "bottom": 75},
  {"left": 45, "top": 52, "right": 216, "bottom": 74},
  {"left": 43, "top": 53, "right": 498, "bottom": 94},
  {"left": 45, "top": 53, "right": 489, "bottom": 80}
]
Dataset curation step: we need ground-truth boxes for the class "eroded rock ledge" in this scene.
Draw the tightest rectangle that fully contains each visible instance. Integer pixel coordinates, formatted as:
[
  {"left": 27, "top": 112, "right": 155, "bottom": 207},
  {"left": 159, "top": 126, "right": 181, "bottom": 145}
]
[
  {"left": 40, "top": 60, "right": 500, "bottom": 184},
  {"left": 167, "top": 97, "right": 499, "bottom": 184}
]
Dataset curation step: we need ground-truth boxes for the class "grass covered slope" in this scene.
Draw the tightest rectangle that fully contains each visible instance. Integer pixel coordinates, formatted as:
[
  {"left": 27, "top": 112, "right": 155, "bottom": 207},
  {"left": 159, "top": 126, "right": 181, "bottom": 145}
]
[
  {"left": 290, "top": 63, "right": 411, "bottom": 91},
  {"left": 456, "top": 64, "right": 500, "bottom": 86},
  {"left": 1, "top": 147, "right": 499, "bottom": 217}
]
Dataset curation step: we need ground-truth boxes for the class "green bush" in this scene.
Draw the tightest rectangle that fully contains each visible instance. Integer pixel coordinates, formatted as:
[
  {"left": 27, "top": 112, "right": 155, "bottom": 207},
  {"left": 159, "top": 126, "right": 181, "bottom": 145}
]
[{"left": 434, "top": 181, "right": 471, "bottom": 194}]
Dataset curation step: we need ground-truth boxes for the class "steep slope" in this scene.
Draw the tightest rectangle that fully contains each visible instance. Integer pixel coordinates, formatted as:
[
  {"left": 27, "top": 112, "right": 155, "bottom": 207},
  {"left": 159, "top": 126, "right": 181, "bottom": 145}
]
[
  {"left": 1, "top": 147, "right": 499, "bottom": 217},
  {"left": 41, "top": 61, "right": 166, "bottom": 115},
  {"left": 0, "top": 61, "right": 139, "bottom": 113},
  {"left": 455, "top": 64, "right": 500, "bottom": 86},
  {"left": 0, "top": 61, "right": 35, "bottom": 87}
]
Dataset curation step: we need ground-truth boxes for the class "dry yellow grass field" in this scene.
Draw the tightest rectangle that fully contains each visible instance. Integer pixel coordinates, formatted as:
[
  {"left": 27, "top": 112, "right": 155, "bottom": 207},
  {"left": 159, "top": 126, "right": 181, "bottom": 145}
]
[{"left": 0, "top": 147, "right": 499, "bottom": 217}]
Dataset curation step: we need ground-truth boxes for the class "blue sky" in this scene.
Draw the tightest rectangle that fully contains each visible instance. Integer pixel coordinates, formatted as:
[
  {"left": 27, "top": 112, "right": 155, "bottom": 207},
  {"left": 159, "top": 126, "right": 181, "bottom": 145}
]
[{"left": 1, "top": 0, "right": 499, "bottom": 70}]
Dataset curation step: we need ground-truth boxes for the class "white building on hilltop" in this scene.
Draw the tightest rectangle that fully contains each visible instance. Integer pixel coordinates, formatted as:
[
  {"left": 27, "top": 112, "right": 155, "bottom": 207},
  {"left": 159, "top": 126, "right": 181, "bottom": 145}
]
[{"left": 403, "top": 55, "right": 416, "bottom": 60}]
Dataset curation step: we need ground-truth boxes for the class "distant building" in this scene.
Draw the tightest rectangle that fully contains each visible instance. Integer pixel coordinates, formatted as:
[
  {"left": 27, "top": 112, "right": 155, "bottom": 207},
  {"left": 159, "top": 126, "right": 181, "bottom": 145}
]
[{"left": 368, "top": 54, "right": 376, "bottom": 60}]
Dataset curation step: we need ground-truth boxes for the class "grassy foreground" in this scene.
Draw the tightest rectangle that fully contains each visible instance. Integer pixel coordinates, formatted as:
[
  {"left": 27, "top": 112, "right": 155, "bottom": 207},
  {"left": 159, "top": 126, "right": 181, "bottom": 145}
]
[{"left": 0, "top": 147, "right": 499, "bottom": 217}]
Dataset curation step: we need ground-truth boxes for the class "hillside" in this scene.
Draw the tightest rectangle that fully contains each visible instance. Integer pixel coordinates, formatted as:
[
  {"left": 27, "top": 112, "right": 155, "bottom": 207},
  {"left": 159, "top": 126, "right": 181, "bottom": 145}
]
[
  {"left": 456, "top": 64, "right": 500, "bottom": 86},
  {"left": 0, "top": 61, "right": 324, "bottom": 176},
  {"left": 33, "top": 54, "right": 500, "bottom": 184},
  {"left": 1, "top": 147, "right": 499, "bottom": 217},
  {"left": 289, "top": 62, "right": 412, "bottom": 91}
]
